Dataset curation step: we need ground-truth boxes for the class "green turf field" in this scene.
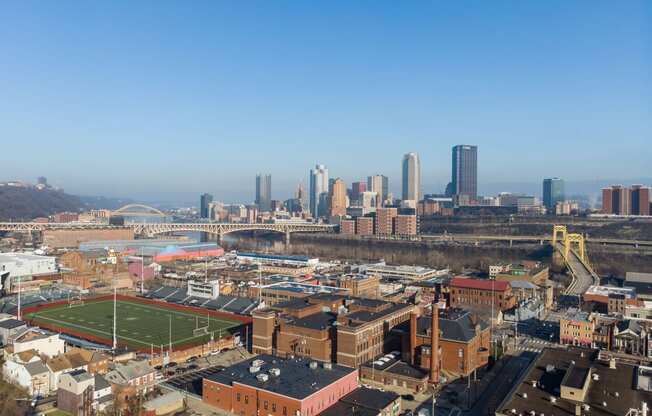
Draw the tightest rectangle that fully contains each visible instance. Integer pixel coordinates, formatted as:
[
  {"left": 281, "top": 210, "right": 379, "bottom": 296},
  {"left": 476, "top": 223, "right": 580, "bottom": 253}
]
[{"left": 24, "top": 299, "right": 241, "bottom": 350}]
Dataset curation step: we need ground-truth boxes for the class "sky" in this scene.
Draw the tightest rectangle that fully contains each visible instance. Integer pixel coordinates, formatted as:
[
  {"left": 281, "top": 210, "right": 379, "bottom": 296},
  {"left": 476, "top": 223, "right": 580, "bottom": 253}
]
[{"left": 1, "top": 1, "right": 650, "bottom": 204}]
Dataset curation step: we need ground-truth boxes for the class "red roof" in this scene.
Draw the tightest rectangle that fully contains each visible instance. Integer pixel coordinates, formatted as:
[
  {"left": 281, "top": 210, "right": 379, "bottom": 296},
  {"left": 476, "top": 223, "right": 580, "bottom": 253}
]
[{"left": 450, "top": 277, "right": 510, "bottom": 291}]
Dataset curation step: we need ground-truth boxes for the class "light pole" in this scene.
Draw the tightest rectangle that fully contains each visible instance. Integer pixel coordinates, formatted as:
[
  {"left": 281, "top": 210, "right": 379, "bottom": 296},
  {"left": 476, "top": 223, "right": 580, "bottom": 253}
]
[{"left": 431, "top": 388, "right": 436, "bottom": 416}]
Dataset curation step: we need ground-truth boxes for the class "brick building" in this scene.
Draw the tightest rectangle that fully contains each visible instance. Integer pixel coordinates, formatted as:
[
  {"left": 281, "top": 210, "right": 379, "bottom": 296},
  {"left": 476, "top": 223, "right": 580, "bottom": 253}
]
[
  {"left": 394, "top": 215, "right": 418, "bottom": 237},
  {"left": 339, "top": 219, "right": 355, "bottom": 235},
  {"left": 42, "top": 229, "right": 134, "bottom": 249},
  {"left": 336, "top": 274, "right": 380, "bottom": 298},
  {"left": 559, "top": 309, "right": 595, "bottom": 347},
  {"left": 375, "top": 208, "right": 398, "bottom": 235},
  {"left": 355, "top": 217, "right": 374, "bottom": 236},
  {"left": 394, "top": 309, "right": 491, "bottom": 378},
  {"left": 602, "top": 184, "right": 651, "bottom": 216},
  {"left": 449, "top": 278, "right": 516, "bottom": 312},
  {"left": 202, "top": 355, "right": 359, "bottom": 416},
  {"left": 252, "top": 295, "right": 415, "bottom": 368}
]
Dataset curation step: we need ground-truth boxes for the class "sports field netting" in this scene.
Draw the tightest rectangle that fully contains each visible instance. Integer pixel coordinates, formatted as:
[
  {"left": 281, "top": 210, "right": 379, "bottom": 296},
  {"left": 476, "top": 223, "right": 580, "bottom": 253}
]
[{"left": 24, "top": 299, "right": 241, "bottom": 350}]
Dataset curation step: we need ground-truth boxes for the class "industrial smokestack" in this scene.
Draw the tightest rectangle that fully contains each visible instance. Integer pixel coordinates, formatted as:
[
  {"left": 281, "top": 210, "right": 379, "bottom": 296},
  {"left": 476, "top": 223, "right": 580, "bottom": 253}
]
[
  {"left": 410, "top": 312, "right": 417, "bottom": 365},
  {"left": 429, "top": 301, "right": 439, "bottom": 384}
]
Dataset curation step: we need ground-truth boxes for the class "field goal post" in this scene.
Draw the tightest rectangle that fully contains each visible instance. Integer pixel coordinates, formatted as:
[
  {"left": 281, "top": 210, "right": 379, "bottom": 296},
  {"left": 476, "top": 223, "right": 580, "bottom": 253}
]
[
  {"left": 68, "top": 293, "right": 85, "bottom": 308},
  {"left": 192, "top": 315, "right": 210, "bottom": 337}
]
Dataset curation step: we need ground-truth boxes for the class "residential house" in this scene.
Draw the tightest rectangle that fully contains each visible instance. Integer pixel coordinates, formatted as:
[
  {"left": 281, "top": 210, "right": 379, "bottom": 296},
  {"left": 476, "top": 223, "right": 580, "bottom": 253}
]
[{"left": 105, "top": 360, "right": 156, "bottom": 402}]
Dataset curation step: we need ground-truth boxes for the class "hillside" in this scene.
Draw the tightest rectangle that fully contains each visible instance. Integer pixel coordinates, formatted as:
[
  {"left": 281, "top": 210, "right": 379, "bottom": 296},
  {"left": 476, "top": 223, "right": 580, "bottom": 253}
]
[{"left": 0, "top": 186, "right": 83, "bottom": 220}]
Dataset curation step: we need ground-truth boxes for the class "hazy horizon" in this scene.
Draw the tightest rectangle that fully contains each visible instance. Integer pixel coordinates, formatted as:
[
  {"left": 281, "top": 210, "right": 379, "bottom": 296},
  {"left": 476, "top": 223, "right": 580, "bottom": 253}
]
[{"left": 2, "top": 1, "right": 650, "bottom": 205}]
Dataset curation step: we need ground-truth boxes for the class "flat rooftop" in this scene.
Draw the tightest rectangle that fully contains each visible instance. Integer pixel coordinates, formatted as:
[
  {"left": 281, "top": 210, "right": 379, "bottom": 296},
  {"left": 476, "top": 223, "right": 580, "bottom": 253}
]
[
  {"left": 497, "top": 347, "right": 652, "bottom": 416},
  {"left": 206, "top": 355, "right": 356, "bottom": 400}
]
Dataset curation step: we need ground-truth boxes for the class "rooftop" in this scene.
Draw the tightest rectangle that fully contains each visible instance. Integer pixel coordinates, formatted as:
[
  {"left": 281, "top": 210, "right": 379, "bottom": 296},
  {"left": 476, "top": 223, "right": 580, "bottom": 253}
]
[
  {"left": 450, "top": 277, "right": 510, "bottom": 291},
  {"left": 206, "top": 355, "right": 357, "bottom": 400},
  {"left": 497, "top": 347, "right": 652, "bottom": 416},
  {"left": 286, "top": 312, "right": 337, "bottom": 331},
  {"left": 0, "top": 318, "right": 26, "bottom": 330}
]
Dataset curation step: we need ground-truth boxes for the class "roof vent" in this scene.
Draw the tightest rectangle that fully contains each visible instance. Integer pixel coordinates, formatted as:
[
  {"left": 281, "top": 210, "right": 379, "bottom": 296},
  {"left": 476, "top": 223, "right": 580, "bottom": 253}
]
[
  {"left": 614, "top": 392, "right": 620, "bottom": 398},
  {"left": 256, "top": 373, "right": 269, "bottom": 382},
  {"left": 522, "top": 393, "right": 528, "bottom": 399},
  {"left": 323, "top": 362, "right": 333, "bottom": 370},
  {"left": 253, "top": 359, "right": 265, "bottom": 367},
  {"left": 583, "top": 405, "right": 590, "bottom": 411},
  {"left": 602, "top": 401, "right": 607, "bottom": 407},
  {"left": 531, "top": 381, "right": 537, "bottom": 388},
  {"left": 609, "top": 358, "right": 617, "bottom": 369},
  {"left": 545, "top": 365, "right": 555, "bottom": 373},
  {"left": 550, "top": 397, "right": 557, "bottom": 403},
  {"left": 269, "top": 368, "right": 281, "bottom": 377},
  {"left": 249, "top": 366, "right": 260, "bottom": 374},
  {"left": 309, "top": 361, "right": 318, "bottom": 370},
  {"left": 593, "top": 373, "right": 600, "bottom": 381}
]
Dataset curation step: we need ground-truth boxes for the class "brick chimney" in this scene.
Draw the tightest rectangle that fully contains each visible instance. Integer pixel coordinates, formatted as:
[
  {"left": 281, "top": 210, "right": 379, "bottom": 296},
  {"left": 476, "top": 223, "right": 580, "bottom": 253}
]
[
  {"left": 429, "top": 302, "right": 440, "bottom": 384},
  {"left": 410, "top": 312, "right": 417, "bottom": 365}
]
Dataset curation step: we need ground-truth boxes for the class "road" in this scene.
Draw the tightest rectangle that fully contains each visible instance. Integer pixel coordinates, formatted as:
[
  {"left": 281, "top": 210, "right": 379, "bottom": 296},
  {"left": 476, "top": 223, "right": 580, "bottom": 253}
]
[
  {"left": 421, "top": 233, "right": 652, "bottom": 248},
  {"left": 559, "top": 242, "right": 599, "bottom": 294}
]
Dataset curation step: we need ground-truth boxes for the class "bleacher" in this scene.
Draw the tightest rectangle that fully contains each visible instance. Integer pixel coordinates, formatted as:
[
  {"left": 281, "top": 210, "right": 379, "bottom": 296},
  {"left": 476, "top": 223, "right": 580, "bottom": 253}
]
[
  {"left": 142, "top": 285, "right": 258, "bottom": 316},
  {"left": 0, "top": 287, "right": 78, "bottom": 315}
]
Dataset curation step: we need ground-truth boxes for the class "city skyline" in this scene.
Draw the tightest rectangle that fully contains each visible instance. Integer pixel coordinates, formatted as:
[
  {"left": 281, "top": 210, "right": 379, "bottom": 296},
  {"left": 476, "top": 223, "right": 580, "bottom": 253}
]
[{"left": 1, "top": 2, "right": 649, "bottom": 203}]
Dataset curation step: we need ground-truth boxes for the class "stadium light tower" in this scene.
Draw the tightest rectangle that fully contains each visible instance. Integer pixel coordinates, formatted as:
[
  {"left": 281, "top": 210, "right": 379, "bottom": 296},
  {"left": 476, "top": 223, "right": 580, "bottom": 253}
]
[
  {"left": 112, "top": 279, "right": 117, "bottom": 351},
  {"left": 17, "top": 276, "right": 21, "bottom": 320},
  {"left": 140, "top": 247, "right": 144, "bottom": 294}
]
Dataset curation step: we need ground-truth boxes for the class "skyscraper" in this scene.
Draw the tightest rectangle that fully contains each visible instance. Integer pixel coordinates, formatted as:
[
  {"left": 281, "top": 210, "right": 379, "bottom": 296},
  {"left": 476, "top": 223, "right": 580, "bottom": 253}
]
[
  {"left": 367, "top": 175, "right": 389, "bottom": 206},
  {"left": 351, "top": 181, "right": 366, "bottom": 202},
  {"left": 200, "top": 193, "right": 213, "bottom": 219},
  {"left": 401, "top": 153, "right": 421, "bottom": 203},
  {"left": 631, "top": 185, "right": 651, "bottom": 216},
  {"left": 451, "top": 145, "right": 478, "bottom": 198},
  {"left": 310, "top": 164, "right": 329, "bottom": 217},
  {"left": 543, "top": 178, "right": 565, "bottom": 212},
  {"left": 255, "top": 174, "right": 272, "bottom": 212},
  {"left": 329, "top": 178, "right": 347, "bottom": 217}
]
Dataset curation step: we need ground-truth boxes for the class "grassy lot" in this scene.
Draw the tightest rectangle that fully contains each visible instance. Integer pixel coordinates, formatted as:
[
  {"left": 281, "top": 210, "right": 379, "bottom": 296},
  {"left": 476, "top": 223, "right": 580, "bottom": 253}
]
[{"left": 24, "top": 299, "right": 240, "bottom": 350}]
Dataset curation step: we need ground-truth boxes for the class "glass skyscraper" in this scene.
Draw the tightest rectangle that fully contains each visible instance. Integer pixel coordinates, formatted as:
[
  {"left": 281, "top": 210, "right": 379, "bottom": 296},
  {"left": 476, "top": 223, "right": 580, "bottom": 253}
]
[
  {"left": 543, "top": 178, "right": 565, "bottom": 212},
  {"left": 200, "top": 193, "right": 213, "bottom": 219},
  {"left": 255, "top": 174, "right": 272, "bottom": 212},
  {"left": 310, "top": 164, "right": 329, "bottom": 217},
  {"left": 451, "top": 145, "right": 478, "bottom": 198},
  {"left": 402, "top": 152, "right": 421, "bottom": 202}
]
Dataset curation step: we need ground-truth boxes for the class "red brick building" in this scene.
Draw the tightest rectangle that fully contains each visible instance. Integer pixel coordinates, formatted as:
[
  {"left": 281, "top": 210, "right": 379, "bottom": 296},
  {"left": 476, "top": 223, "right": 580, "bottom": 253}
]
[
  {"left": 395, "top": 215, "right": 418, "bottom": 236},
  {"left": 449, "top": 278, "right": 516, "bottom": 312},
  {"left": 375, "top": 208, "right": 398, "bottom": 235},
  {"left": 355, "top": 217, "right": 374, "bottom": 236},
  {"left": 203, "top": 355, "right": 359, "bottom": 416},
  {"left": 339, "top": 219, "right": 355, "bottom": 235}
]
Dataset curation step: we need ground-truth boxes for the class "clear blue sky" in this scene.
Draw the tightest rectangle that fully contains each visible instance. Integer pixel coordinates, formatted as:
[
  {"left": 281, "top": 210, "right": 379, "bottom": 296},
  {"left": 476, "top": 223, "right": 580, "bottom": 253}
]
[{"left": 1, "top": 1, "right": 650, "bottom": 204}]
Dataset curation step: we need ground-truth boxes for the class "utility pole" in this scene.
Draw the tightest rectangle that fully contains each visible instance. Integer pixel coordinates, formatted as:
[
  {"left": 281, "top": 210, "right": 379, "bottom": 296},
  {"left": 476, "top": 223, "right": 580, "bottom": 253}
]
[
  {"left": 17, "top": 276, "right": 21, "bottom": 320},
  {"left": 140, "top": 247, "right": 144, "bottom": 294},
  {"left": 169, "top": 315, "right": 172, "bottom": 355}
]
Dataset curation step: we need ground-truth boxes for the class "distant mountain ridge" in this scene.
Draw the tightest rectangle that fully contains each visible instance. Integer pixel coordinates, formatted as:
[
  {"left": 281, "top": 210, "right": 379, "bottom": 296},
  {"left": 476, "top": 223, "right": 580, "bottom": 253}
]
[{"left": 0, "top": 186, "right": 134, "bottom": 221}]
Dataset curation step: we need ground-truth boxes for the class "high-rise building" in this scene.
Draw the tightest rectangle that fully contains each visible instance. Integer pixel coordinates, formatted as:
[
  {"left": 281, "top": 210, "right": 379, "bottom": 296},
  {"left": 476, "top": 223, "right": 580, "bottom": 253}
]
[
  {"left": 255, "top": 174, "right": 272, "bottom": 212},
  {"left": 602, "top": 185, "right": 631, "bottom": 215},
  {"left": 329, "top": 178, "right": 347, "bottom": 218},
  {"left": 309, "top": 164, "right": 329, "bottom": 217},
  {"left": 451, "top": 145, "right": 478, "bottom": 198},
  {"left": 631, "top": 185, "right": 651, "bottom": 216},
  {"left": 200, "top": 193, "right": 213, "bottom": 219},
  {"left": 375, "top": 207, "right": 398, "bottom": 235},
  {"left": 543, "top": 178, "right": 565, "bottom": 212},
  {"left": 603, "top": 184, "right": 651, "bottom": 216},
  {"left": 351, "top": 181, "right": 366, "bottom": 203},
  {"left": 401, "top": 153, "right": 421, "bottom": 203},
  {"left": 367, "top": 175, "right": 389, "bottom": 206}
]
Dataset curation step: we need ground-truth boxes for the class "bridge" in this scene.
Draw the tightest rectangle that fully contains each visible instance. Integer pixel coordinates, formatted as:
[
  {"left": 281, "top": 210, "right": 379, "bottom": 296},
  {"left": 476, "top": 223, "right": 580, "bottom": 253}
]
[
  {"left": 551, "top": 225, "right": 600, "bottom": 295},
  {"left": 110, "top": 204, "right": 168, "bottom": 218},
  {"left": 0, "top": 222, "right": 336, "bottom": 244}
]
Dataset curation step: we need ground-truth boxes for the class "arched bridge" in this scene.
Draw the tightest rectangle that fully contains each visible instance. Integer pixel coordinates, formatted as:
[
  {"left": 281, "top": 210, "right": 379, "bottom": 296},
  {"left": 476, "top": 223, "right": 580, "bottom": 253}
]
[
  {"left": 0, "top": 222, "right": 336, "bottom": 243},
  {"left": 552, "top": 225, "right": 600, "bottom": 295},
  {"left": 111, "top": 204, "right": 167, "bottom": 218}
]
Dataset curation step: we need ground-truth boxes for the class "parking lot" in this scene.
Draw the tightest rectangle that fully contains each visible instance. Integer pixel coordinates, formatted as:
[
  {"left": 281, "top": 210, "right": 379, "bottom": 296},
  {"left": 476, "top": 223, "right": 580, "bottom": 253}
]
[{"left": 164, "top": 365, "right": 225, "bottom": 396}]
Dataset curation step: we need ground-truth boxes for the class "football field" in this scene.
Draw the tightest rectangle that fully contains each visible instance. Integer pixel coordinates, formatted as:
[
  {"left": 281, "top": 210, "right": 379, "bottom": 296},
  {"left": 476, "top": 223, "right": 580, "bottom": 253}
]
[{"left": 24, "top": 299, "right": 241, "bottom": 350}]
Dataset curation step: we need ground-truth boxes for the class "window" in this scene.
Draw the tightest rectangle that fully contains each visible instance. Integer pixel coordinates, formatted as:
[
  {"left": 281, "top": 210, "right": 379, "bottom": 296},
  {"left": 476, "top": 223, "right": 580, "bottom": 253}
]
[
  {"left": 264, "top": 401, "right": 268, "bottom": 410},
  {"left": 244, "top": 396, "right": 248, "bottom": 404},
  {"left": 283, "top": 406, "right": 287, "bottom": 415},
  {"left": 237, "top": 393, "right": 241, "bottom": 402},
  {"left": 272, "top": 403, "right": 276, "bottom": 412}
]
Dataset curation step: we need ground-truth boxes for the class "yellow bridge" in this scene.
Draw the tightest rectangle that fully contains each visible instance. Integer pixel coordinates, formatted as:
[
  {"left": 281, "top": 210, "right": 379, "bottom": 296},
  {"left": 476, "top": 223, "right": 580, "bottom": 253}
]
[{"left": 552, "top": 225, "right": 599, "bottom": 295}]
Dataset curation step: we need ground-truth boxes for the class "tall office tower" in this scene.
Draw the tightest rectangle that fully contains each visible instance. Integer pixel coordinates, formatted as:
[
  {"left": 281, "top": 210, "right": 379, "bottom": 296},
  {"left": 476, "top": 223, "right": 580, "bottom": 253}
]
[
  {"left": 602, "top": 185, "right": 631, "bottom": 215},
  {"left": 367, "top": 175, "right": 389, "bottom": 206},
  {"left": 200, "top": 193, "right": 213, "bottom": 219},
  {"left": 401, "top": 153, "right": 421, "bottom": 203},
  {"left": 351, "top": 181, "right": 367, "bottom": 203},
  {"left": 451, "top": 145, "right": 478, "bottom": 198},
  {"left": 543, "top": 178, "right": 565, "bottom": 212},
  {"left": 310, "top": 164, "right": 329, "bottom": 217},
  {"left": 329, "top": 178, "right": 347, "bottom": 217},
  {"left": 255, "top": 174, "right": 272, "bottom": 212},
  {"left": 631, "top": 185, "right": 651, "bottom": 216}
]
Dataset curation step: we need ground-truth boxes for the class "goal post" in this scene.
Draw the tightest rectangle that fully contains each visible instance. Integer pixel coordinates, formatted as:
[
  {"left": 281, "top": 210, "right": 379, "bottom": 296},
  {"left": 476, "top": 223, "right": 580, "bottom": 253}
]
[
  {"left": 68, "top": 295, "right": 85, "bottom": 308},
  {"left": 193, "top": 326, "right": 209, "bottom": 337}
]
